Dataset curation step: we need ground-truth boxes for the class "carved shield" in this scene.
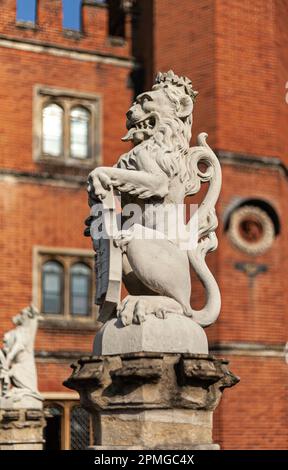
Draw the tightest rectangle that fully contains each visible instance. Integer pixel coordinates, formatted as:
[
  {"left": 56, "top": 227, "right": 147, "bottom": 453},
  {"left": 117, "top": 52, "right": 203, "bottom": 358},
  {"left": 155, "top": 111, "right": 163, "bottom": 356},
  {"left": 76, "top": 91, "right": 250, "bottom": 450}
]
[{"left": 85, "top": 190, "right": 122, "bottom": 323}]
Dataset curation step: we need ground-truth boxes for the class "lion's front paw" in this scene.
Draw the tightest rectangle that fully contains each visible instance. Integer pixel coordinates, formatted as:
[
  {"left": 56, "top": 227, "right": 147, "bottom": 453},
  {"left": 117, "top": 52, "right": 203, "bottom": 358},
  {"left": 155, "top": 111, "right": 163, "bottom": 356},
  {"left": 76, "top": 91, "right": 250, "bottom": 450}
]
[
  {"left": 117, "top": 296, "right": 135, "bottom": 326},
  {"left": 117, "top": 295, "right": 147, "bottom": 326},
  {"left": 114, "top": 229, "right": 134, "bottom": 251},
  {"left": 88, "top": 169, "right": 112, "bottom": 200}
]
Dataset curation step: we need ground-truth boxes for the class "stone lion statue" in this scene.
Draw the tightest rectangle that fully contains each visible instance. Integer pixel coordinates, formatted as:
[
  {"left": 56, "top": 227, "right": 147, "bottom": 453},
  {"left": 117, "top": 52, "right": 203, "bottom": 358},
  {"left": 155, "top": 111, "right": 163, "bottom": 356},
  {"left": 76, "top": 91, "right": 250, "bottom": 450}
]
[{"left": 88, "top": 70, "right": 221, "bottom": 329}]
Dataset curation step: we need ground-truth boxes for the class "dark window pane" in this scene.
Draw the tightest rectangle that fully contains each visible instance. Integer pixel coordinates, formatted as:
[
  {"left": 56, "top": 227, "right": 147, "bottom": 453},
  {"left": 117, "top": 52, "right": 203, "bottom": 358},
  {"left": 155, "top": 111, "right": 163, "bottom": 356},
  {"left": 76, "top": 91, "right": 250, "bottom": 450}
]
[
  {"left": 108, "top": 0, "right": 125, "bottom": 38},
  {"left": 70, "top": 406, "right": 90, "bottom": 450},
  {"left": 70, "top": 107, "right": 90, "bottom": 159},
  {"left": 42, "top": 261, "right": 63, "bottom": 314},
  {"left": 17, "top": 0, "right": 37, "bottom": 23},
  {"left": 70, "top": 263, "right": 91, "bottom": 316},
  {"left": 44, "top": 406, "right": 63, "bottom": 450}
]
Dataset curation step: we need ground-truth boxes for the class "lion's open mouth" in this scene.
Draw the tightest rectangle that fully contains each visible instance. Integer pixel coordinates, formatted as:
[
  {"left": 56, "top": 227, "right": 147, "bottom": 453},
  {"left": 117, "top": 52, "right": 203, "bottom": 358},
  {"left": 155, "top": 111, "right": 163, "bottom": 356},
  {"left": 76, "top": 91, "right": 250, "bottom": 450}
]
[
  {"left": 122, "top": 114, "right": 157, "bottom": 142},
  {"left": 133, "top": 116, "right": 156, "bottom": 130}
]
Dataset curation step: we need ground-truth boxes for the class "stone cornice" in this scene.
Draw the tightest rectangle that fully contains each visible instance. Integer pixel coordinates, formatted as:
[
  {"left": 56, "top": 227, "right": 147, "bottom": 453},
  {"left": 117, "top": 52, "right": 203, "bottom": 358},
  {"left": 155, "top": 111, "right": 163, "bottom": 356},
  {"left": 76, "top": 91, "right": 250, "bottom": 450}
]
[
  {"left": 217, "top": 150, "right": 288, "bottom": 176},
  {"left": 210, "top": 341, "right": 286, "bottom": 358},
  {"left": 0, "top": 168, "right": 86, "bottom": 188},
  {"left": 0, "top": 33, "right": 138, "bottom": 68},
  {"left": 35, "top": 342, "right": 287, "bottom": 361}
]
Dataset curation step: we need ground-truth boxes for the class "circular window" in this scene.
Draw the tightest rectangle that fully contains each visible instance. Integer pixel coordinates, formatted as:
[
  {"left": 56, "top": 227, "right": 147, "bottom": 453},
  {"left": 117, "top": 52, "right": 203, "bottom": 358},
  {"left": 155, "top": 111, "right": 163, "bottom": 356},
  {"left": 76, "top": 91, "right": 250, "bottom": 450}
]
[{"left": 228, "top": 205, "right": 275, "bottom": 255}]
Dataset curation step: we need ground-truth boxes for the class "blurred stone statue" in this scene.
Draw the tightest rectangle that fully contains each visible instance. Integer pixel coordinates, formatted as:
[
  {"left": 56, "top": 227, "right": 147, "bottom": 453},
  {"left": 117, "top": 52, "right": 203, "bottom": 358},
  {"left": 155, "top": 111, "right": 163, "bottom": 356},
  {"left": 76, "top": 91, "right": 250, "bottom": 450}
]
[{"left": 0, "top": 305, "right": 43, "bottom": 409}]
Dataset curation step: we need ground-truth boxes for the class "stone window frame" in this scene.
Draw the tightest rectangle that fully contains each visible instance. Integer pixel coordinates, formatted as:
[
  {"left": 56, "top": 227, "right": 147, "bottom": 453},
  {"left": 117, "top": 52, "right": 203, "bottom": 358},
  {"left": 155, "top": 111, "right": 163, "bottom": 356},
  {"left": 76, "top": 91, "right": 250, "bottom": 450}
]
[
  {"left": 33, "top": 246, "right": 98, "bottom": 324},
  {"left": 228, "top": 205, "right": 275, "bottom": 255},
  {"left": 33, "top": 85, "right": 102, "bottom": 169},
  {"left": 44, "top": 396, "right": 93, "bottom": 450},
  {"left": 223, "top": 198, "right": 280, "bottom": 256}
]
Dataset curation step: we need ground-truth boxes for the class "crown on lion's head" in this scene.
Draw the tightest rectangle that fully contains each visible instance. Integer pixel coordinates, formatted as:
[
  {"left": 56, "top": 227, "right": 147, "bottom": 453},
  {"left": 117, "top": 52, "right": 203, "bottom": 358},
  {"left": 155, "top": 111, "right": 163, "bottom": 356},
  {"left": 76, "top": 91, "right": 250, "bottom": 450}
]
[
  {"left": 123, "top": 70, "right": 197, "bottom": 147},
  {"left": 154, "top": 70, "right": 198, "bottom": 102}
]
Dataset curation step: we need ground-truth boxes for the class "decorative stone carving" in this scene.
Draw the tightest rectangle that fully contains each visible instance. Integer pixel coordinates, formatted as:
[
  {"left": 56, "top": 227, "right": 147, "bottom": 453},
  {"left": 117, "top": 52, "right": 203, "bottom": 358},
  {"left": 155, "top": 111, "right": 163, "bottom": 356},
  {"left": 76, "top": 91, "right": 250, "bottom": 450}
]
[
  {"left": 94, "top": 315, "right": 208, "bottom": 355},
  {"left": 86, "top": 70, "right": 222, "bottom": 355},
  {"left": 0, "top": 305, "right": 43, "bottom": 410},
  {"left": 228, "top": 205, "right": 275, "bottom": 255},
  {"left": 0, "top": 409, "right": 45, "bottom": 450},
  {"left": 65, "top": 353, "right": 239, "bottom": 450},
  {"left": 234, "top": 261, "right": 268, "bottom": 287}
]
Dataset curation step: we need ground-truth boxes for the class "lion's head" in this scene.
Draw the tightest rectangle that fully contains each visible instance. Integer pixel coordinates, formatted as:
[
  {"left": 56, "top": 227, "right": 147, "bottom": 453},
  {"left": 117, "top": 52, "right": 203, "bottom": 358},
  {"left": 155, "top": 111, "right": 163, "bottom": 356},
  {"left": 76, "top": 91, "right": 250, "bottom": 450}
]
[{"left": 122, "top": 70, "right": 198, "bottom": 149}]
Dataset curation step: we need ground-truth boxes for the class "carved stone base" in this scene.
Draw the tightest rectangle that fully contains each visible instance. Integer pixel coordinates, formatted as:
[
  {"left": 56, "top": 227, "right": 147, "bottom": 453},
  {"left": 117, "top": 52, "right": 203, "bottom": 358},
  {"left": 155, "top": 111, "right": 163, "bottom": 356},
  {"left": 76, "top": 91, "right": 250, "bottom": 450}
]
[
  {"left": 64, "top": 353, "right": 239, "bottom": 450},
  {"left": 0, "top": 394, "right": 43, "bottom": 410},
  {"left": 94, "top": 315, "right": 208, "bottom": 355},
  {"left": 0, "top": 409, "right": 45, "bottom": 450}
]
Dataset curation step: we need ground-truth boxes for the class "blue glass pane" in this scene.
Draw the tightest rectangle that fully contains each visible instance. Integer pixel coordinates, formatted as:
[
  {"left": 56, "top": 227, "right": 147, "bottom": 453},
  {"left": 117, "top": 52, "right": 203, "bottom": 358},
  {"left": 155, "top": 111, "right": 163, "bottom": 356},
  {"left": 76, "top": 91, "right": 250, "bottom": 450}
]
[
  {"left": 16, "top": 0, "right": 37, "bottom": 23},
  {"left": 42, "top": 262, "right": 63, "bottom": 314},
  {"left": 70, "top": 264, "right": 91, "bottom": 315},
  {"left": 72, "top": 276, "right": 88, "bottom": 294},
  {"left": 62, "top": 0, "right": 82, "bottom": 31},
  {"left": 71, "top": 295, "right": 89, "bottom": 316},
  {"left": 43, "top": 294, "right": 61, "bottom": 314},
  {"left": 44, "top": 272, "right": 61, "bottom": 293}
]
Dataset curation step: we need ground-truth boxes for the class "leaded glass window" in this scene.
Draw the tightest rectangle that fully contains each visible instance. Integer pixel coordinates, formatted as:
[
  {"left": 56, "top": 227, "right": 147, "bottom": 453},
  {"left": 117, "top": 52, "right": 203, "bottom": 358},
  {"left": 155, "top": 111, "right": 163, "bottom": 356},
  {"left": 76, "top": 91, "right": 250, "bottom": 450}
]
[
  {"left": 42, "top": 261, "right": 63, "bottom": 314},
  {"left": 70, "top": 263, "right": 91, "bottom": 316},
  {"left": 70, "top": 406, "right": 90, "bottom": 450},
  {"left": 70, "top": 107, "right": 90, "bottom": 159},
  {"left": 42, "top": 104, "right": 63, "bottom": 157}
]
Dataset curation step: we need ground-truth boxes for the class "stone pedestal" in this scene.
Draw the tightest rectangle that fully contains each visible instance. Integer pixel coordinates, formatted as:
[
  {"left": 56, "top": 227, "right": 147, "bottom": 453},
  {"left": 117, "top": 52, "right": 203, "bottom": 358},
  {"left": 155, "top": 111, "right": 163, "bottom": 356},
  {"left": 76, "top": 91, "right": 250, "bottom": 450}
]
[
  {"left": 64, "top": 352, "right": 239, "bottom": 450},
  {"left": 0, "top": 409, "right": 45, "bottom": 450},
  {"left": 94, "top": 316, "right": 209, "bottom": 355}
]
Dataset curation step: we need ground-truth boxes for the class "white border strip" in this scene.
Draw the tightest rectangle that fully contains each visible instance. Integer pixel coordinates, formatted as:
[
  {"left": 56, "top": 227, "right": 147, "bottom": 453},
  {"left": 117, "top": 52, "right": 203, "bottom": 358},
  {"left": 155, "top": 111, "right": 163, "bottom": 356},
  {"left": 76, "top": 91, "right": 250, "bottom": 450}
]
[{"left": 0, "top": 37, "right": 136, "bottom": 68}]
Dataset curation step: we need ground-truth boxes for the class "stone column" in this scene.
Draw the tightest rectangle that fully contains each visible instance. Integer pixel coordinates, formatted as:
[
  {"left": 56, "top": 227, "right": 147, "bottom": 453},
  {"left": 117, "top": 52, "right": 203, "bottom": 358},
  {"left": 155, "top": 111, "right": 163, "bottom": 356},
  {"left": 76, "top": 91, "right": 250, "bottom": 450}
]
[
  {"left": 0, "top": 409, "right": 45, "bottom": 450},
  {"left": 65, "top": 352, "right": 238, "bottom": 450}
]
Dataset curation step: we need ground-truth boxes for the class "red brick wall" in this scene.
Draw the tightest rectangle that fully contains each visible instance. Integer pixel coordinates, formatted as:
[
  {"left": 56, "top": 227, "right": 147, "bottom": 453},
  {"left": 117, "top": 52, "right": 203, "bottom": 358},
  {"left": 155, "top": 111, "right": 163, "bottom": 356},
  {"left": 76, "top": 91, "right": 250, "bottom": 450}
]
[
  {"left": 37, "top": 361, "right": 73, "bottom": 392},
  {"left": 0, "top": 46, "right": 132, "bottom": 172},
  {"left": 214, "top": 164, "right": 287, "bottom": 344},
  {"left": 0, "top": 180, "right": 90, "bottom": 333},
  {"left": 154, "top": 0, "right": 288, "bottom": 164},
  {"left": 0, "top": 0, "right": 132, "bottom": 58},
  {"left": 154, "top": 0, "right": 216, "bottom": 147},
  {"left": 213, "top": 355, "right": 288, "bottom": 450},
  {"left": 275, "top": 0, "right": 288, "bottom": 167},
  {"left": 215, "top": 0, "right": 281, "bottom": 159}
]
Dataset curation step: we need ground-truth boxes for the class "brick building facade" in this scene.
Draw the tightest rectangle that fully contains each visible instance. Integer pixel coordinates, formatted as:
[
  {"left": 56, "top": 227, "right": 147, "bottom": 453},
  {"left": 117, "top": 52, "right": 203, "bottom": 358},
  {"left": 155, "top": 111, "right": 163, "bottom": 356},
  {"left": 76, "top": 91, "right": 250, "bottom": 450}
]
[{"left": 0, "top": 0, "right": 287, "bottom": 449}]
